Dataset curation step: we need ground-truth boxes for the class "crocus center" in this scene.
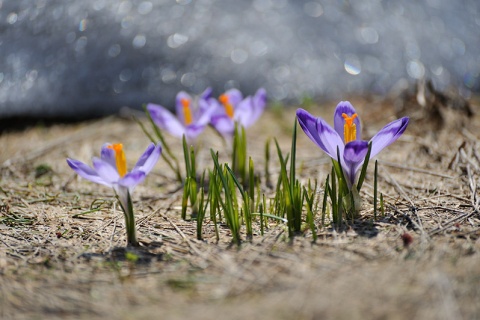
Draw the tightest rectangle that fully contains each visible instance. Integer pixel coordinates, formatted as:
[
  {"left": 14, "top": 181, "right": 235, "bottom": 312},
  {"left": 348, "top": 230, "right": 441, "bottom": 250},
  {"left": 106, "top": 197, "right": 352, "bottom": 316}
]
[
  {"left": 107, "top": 143, "right": 127, "bottom": 177},
  {"left": 219, "top": 94, "right": 234, "bottom": 119},
  {"left": 181, "top": 98, "right": 193, "bottom": 126},
  {"left": 342, "top": 113, "right": 358, "bottom": 144}
]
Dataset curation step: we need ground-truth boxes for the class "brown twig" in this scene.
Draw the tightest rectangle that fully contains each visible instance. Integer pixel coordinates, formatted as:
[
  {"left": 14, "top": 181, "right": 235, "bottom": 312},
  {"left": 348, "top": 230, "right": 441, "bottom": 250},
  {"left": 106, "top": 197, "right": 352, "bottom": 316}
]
[
  {"left": 379, "top": 165, "right": 414, "bottom": 207},
  {"left": 428, "top": 210, "right": 476, "bottom": 236},
  {"left": 160, "top": 211, "right": 207, "bottom": 260},
  {"left": 466, "top": 165, "right": 479, "bottom": 212}
]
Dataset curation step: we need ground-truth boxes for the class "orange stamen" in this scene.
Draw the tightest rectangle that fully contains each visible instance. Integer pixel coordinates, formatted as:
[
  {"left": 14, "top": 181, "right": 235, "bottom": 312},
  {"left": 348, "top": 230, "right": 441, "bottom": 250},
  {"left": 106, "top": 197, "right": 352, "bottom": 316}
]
[
  {"left": 181, "top": 98, "right": 193, "bottom": 125},
  {"left": 219, "top": 94, "right": 234, "bottom": 119},
  {"left": 107, "top": 143, "right": 127, "bottom": 177},
  {"left": 342, "top": 113, "right": 358, "bottom": 144}
]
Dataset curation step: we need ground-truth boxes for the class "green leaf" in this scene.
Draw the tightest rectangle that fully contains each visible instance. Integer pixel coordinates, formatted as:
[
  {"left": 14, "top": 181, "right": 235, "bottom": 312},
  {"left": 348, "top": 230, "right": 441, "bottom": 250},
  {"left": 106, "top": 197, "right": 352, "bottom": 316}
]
[
  {"left": 182, "top": 135, "right": 191, "bottom": 178},
  {"left": 290, "top": 119, "right": 297, "bottom": 188},
  {"left": 211, "top": 149, "right": 241, "bottom": 245},
  {"left": 142, "top": 104, "right": 182, "bottom": 183},
  {"left": 356, "top": 141, "right": 372, "bottom": 192},
  {"left": 321, "top": 174, "right": 329, "bottom": 227},
  {"left": 374, "top": 159, "right": 378, "bottom": 221}
]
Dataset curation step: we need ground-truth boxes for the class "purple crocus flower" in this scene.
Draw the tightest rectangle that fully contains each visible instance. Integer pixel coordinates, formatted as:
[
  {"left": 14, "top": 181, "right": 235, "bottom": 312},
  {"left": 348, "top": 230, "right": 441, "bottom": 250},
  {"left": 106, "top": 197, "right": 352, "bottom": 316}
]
[
  {"left": 209, "top": 88, "right": 267, "bottom": 139},
  {"left": 297, "top": 101, "right": 409, "bottom": 187},
  {"left": 147, "top": 88, "right": 214, "bottom": 143},
  {"left": 67, "top": 142, "right": 162, "bottom": 246},
  {"left": 67, "top": 142, "right": 161, "bottom": 192}
]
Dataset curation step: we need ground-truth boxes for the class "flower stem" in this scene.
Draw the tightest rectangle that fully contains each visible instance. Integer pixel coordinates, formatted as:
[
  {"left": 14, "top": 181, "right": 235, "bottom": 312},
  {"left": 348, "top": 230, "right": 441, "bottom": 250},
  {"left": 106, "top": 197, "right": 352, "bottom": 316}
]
[{"left": 116, "top": 188, "right": 139, "bottom": 247}]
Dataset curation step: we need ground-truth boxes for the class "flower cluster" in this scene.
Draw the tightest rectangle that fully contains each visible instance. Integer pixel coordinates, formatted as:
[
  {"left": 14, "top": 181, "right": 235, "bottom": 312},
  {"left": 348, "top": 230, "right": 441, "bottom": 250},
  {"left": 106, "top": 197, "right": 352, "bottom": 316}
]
[
  {"left": 297, "top": 102, "right": 409, "bottom": 188},
  {"left": 67, "top": 88, "right": 266, "bottom": 247},
  {"left": 146, "top": 88, "right": 267, "bottom": 143},
  {"left": 296, "top": 101, "right": 409, "bottom": 220},
  {"left": 66, "top": 88, "right": 410, "bottom": 247}
]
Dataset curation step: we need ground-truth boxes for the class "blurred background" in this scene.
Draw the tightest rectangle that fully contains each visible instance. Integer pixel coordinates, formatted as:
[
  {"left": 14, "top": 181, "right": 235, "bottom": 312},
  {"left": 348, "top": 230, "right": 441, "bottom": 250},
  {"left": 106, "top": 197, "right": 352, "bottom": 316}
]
[{"left": 0, "top": 0, "right": 479, "bottom": 119}]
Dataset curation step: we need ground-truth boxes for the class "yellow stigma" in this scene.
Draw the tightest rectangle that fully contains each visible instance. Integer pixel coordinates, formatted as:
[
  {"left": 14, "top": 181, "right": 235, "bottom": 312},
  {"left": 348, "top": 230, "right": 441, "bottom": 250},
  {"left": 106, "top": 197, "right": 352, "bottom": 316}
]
[
  {"left": 219, "top": 94, "right": 234, "bottom": 119},
  {"left": 181, "top": 98, "right": 193, "bottom": 126},
  {"left": 342, "top": 113, "right": 358, "bottom": 144},
  {"left": 107, "top": 143, "right": 127, "bottom": 177}
]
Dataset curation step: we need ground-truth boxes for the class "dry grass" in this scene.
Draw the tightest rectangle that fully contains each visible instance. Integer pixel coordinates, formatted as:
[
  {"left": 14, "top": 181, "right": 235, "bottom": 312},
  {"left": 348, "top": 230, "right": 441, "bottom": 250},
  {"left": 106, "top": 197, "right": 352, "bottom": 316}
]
[{"left": 0, "top": 96, "right": 479, "bottom": 320}]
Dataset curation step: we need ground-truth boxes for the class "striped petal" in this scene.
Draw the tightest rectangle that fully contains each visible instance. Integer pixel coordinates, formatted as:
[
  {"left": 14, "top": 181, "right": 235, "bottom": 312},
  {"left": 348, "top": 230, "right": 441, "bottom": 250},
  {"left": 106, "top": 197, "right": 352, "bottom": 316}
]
[
  {"left": 132, "top": 143, "right": 162, "bottom": 174},
  {"left": 223, "top": 88, "right": 243, "bottom": 106},
  {"left": 200, "top": 87, "right": 213, "bottom": 101},
  {"left": 296, "top": 108, "right": 344, "bottom": 160},
  {"left": 369, "top": 117, "right": 409, "bottom": 158},
  {"left": 175, "top": 91, "right": 192, "bottom": 125},
  {"left": 333, "top": 101, "right": 361, "bottom": 141},
  {"left": 92, "top": 157, "right": 120, "bottom": 185},
  {"left": 147, "top": 103, "right": 186, "bottom": 138},
  {"left": 234, "top": 88, "right": 267, "bottom": 128},
  {"left": 118, "top": 170, "right": 146, "bottom": 188},
  {"left": 66, "top": 158, "right": 111, "bottom": 187},
  {"left": 210, "top": 114, "right": 235, "bottom": 138},
  {"left": 343, "top": 140, "right": 369, "bottom": 185},
  {"left": 100, "top": 143, "right": 117, "bottom": 169},
  {"left": 234, "top": 96, "right": 255, "bottom": 127}
]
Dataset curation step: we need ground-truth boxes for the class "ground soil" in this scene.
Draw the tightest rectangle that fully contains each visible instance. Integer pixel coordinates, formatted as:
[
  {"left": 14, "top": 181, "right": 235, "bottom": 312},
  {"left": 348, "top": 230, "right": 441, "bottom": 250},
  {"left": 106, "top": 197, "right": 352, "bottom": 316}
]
[{"left": 1, "top": 95, "right": 479, "bottom": 320}]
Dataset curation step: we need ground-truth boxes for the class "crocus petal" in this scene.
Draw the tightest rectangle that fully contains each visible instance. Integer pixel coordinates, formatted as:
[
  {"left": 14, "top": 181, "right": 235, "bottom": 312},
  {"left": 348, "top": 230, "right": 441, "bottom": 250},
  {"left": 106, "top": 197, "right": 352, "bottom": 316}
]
[
  {"left": 234, "top": 89, "right": 266, "bottom": 128},
  {"left": 343, "top": 140, "right": 369, "bottom": 185},
  {"left": 119, "top": 170, "right": 146, "bottom": 188},
  {"left": 296, "top": 108, "right": 344, "bottom": 160},
  {"left": 197, "top": 97, "right": 212, "bottom": 116},
  {"left": 333, "top": 101, "right": 361, "bottom": 141},
  {"left": 132, "top": 143, "right": 162, "bottom": 174},
  {"left": 66, "top": 158, "right": 111, "bottom": 187},
  {"left": 175, "top": 91, "right": 192, "bottom": 124},
  {"left": 250, "top": 88, "right": 267, "bottom": 123},
  {"left": 200, "top": 87, "right": 213, "bottom": 100},
  {"left": 369, "top": 117, "right": 409, "bottom": 158},
  {"left": 185, "top": 124, "right": 208, "bottom": 142},
  {"left": 196, "top": 98, "right": 217, "bottom": 126},
  {"left": 147, "top": 103, "right": 186, "bottom": 138},
  {"left": 210, "top": 114, "right": 235, "bottom": 138},
  {"left": 100, "top": 143, "right": 117, "bottom": 169},
  {"left": 223, "top": 88, "right": 243, "bottom": 106},
  {"left": 234, "top": 97, "right": 255, "bottom": 127},
  {"left": 113, "top": 185, "right": 130, "bottom": 210},
  {"left": 206, "top": 99, "right": 228, "bottom": 120},
  {"left": 253, "top": 88, "right": 267, "bottom": 110},
  {"left": 92, "top": 157, "right": 120, "bottom": 184}
]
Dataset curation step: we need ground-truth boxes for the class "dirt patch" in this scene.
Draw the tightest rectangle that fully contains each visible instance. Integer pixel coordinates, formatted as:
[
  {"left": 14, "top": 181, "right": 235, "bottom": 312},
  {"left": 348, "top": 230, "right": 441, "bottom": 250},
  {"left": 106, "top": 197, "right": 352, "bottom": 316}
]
[{"left": 1, "top": 96, "right": 479, "bottom": 320}]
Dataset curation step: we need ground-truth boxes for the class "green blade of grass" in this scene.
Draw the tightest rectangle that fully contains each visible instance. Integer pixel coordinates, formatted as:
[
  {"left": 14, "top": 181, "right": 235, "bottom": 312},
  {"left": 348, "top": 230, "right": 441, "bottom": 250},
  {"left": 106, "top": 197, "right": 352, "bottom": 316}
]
[
  {"left": 251, "top": 212, "right": 288, "bottom": 223},
  {"left": 290, "top": 119, "right": 297, "bottom": 189},
  {"left": 142, "top": 104, "right": 182, "bottom": 183},
  {"left": 374, "top": 159, "right": 378, "bottom": 221},
  {"left": 181, "top": 178, "right": 190, "bottom": 220},
  {"left": 329, "top": 166, "right": 338, "bottom": 225},
  {"left": 208, "top": 169, "right": 220, "bottom": 241},
  {"left": 211, "top": 149, "right": 241, "bottom": 245},
  {"left": 356, "top": 142, "right": 372, "bottom": 192},
  {"left": 321, "top": 174, "right": 329, "bottom": 227},
  {"left": 265, "top": 138, "right": 272, "bottom": 188},
  {"left": 182, "top": 135, "right": 191, "bottom": 179}
]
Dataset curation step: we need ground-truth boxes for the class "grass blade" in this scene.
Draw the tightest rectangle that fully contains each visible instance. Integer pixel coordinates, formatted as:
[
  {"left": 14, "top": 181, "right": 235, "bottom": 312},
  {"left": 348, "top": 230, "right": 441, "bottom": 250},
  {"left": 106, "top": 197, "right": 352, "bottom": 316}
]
[{"left": 356, "top": 142, "right": 372, "bottom": 192}]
